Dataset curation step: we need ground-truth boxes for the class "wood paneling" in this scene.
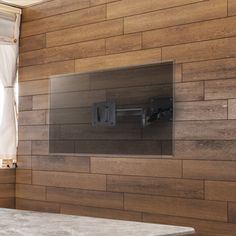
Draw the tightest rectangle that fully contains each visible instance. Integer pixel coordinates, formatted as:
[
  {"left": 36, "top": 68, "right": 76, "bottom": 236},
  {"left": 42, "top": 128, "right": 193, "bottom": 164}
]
[
  {"left": 32, "top": 171, "right": 106, "bottom": 191},
  {"left": 0, "top": 184, "right": 15, "bottom": 198},
  {"left": 20, "top": 39, "right": 105, "bottom": 67},
  {"left": 61, "top": 204, "right": 142, "bottom": 221},
  {"left": 183, "top": 58, "right": 236, "bottom": 82},
  {"left": 107, "top": 0, "right": 204, "bottom": 19},
  {"left": 175, "top": 120, "right": 236, "bottom": 140},
  {"left": 229, "top": 0, "right": 236, "bottom": 16},
  {"left": 107, "top": 175, "right": 203, "bottom": 199},
  {"left": 22, "top": 0, "right": 90, "bottom": 22},
  {"left": 47, "top": 187, "right": 123, "bottom": 209},
  {"left": 162, "top": 37, "right": 236, "bottom": 63},
  {"left": 20, "top": 34, "right": 46, "bottom": 53},
  {"left": 229, "top": 99, "right": 236, "bottom": 119},
  {"left": 22, "top": 5, "right": 106, "bottom": 37},
  {"left": 17, "top": 0, "right": 236, "bottom": 234},
  {"left": 0, "top": 169, "right": 15, "bottom": 184},
  {"left": 16, "top": 198, "right": 60, "bottom": 213},
  {"left": 183, "top": 160, "right": 236, "bottom": 181},
  {"left": 91, "top": 158, "right": 182, "bottom": 178},
  {"left": 75, "top": 48, "right": 161, "bottom": 73},
  {"left": 19, "top": 61, "right": 74, "bottom": 82},
  {"left": 175, "top": 100, "right": 227, "bottom": 120},
  {"left": 205, "top": 78, "right": 236, "bottom": 100},
  {"left": 16, "top": 184, "right": 46, "bottom": 201},
  {"left": 32, "top": 155, "right": 90, "bottom": 173},
  {"left": 46, "top": 19, "right": 123, "bottom": 47},
  {"left": 124, "top": 0, "right": 227, "bottom": 33},
  {"left": 205, "top": 181, "right": 236, "bottom": 202},
  {"left": 175, "top": 140, "right": 236, "bottom": 160},
  {"left": 143, "top": 16, "right": 236, "bottom": 49},
  {"left": 0, "top": 198, "right": 15, "bottom": 209},
  {"left": 124, "top": 193, "right": 227, "bottom": 221}
]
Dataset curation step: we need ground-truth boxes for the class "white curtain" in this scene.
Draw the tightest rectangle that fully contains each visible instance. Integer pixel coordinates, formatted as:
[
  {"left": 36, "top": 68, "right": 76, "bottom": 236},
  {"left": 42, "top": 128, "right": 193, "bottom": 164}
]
[{"left": 0, "top": 10, "right": 21, "bottom": 161}]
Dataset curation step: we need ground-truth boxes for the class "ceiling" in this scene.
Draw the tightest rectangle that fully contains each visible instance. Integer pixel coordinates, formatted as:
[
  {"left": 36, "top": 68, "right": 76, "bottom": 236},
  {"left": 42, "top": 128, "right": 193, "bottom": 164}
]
[{"left": 0, "top": 0, "right": 45, "bottom": 7}]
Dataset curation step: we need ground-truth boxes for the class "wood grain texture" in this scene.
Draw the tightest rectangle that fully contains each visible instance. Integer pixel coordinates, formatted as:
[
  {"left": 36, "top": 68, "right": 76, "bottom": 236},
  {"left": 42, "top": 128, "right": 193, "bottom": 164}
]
[
  {"left": 0, "top": 169, "right": 15, "bottom": 184},
  {"left": 143, "top": 16, "right": 236, "bottom": 49},
  {"left": 229, "top": 202, "right": 236, "bottom": 223},
  {"left": 47, "top": 187, "right": 124, "bottom": 209},
  {"left": 17, "top": 141, "right": 31, "bottom": 155},
  {"left": 19, "top": 110, "right": 47, "bottom": 125},
  {"left": 61, "top": 204, "right": 142, "bottom": 221},
  {"left": 19, "top": 125, "right": 48, "bottom": 141},
  {"left": 205, "top": 78, "right": 236, "bottom": 100},
  {"left": 22, "top": 0, "right": 90, "bottom": 22},
  {"left": 0, "top": 184, "right": 15, "bottom": 198},
  {"left": 46, "top": 19, "right": 123, "bottom": 47},
  {"left": 183, "top": 58, "right": 236, "bottom": 82},
  {"left": 107, "top": 175, "right": 203, "bottom": 199},
  {"left": 107, "top": 0, "right": 204, "bottom": 19},
  {"left": 124, "top": 193, "right": 227, "bottom": 221},
  {"left": 16, "top": 170, "right": 32, "bottom": 185},
  {"left": 19, "top": 96, "right": 32, "bottom": 111},
  {"left": 183, "top": 160, "right": 236, "bottom": 181},
  {"left": 19, "top": 80, "right": 49, "bottom": 96},
  {"left": 17, "top": 156, "right": 32, "bottom": 169},
  {"left": 205, "top": 181, "right": 236, "bottom": 202},
  {"left": 229, "top": 99, "right": 236, "bottom": 119},
  {"left": 20, "top": 34, "right": 46, "bottom": 53},
  {"left": 33, "top": 95, "right": 49, "bottom": 110},
  {"left": 16, "top": 184, "right": 46, "bottom": 201},
  {"left": 229, "top": 0, "right": 236, "bottom": 16},
  {"left": 91, "top": 158, "right": 182, "bottom": 178},
  {"left": 124, "top": 0, "right": 227, "bottom": 33}
]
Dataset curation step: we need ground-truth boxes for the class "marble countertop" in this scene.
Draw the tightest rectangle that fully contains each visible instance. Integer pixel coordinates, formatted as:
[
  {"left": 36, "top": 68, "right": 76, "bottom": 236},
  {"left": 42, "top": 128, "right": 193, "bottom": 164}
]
[{"left": 0, "top": 208, "right": 195, "bottom": 236}]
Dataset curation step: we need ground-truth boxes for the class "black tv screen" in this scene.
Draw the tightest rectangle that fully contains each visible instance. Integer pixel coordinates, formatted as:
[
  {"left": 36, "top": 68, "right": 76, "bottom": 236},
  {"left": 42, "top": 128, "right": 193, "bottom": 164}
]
[{"left": 49, "top": 62, "right": 174, "bottom": 156}]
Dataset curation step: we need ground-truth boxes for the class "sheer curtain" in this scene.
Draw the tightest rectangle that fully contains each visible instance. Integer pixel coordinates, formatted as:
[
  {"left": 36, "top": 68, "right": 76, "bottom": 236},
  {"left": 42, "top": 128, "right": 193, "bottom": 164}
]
[{"left": 0, "top": 5, "right": 21, "bottom": 162}]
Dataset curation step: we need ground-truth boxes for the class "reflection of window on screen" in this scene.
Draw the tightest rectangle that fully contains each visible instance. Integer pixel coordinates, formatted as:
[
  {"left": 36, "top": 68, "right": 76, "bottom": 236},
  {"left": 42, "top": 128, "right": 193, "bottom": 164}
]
[{"left": 0, "top": 80, "right": 4, "bottom": 125}]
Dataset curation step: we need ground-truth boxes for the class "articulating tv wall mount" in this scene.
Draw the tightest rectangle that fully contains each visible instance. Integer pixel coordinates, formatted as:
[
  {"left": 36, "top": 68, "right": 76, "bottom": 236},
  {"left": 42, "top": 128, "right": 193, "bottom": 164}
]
[{"left": 92, "top": 97, "right": 173, "bottom": 127}]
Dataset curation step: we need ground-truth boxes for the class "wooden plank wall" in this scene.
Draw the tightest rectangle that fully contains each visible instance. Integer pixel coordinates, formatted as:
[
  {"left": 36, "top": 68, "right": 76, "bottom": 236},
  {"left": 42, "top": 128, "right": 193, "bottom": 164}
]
[
  {"left": 17, "top": 0, "right": 236, "bottom": 235},
  {"left": 0, "top": 169, "right": 15, "bottom": 208}
]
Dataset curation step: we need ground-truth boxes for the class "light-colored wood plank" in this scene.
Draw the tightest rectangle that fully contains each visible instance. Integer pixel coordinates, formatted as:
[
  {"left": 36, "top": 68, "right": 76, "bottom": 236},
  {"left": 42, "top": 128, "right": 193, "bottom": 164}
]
[
  {"left": 19, "top": 80, "right": 49, "bottom": 96},
  {"left": 106, "top": 33, "right": 142, "bottom": 54},
  {"left": 32, "top": 155, "right": 90, "bottom": 173},
  {"left": 47, "top": 186, "right": 124, "bottom": 209},
  {"left": 143, "top": 16, "right": 236, "bottom": 49},
  {"left": 19, "top": 60, "right": 74, "bottom": 82},
  {"left": 16, "top": 198, "right": 60, "bottom": 213},
  {"left": 19, "top": 125, "right": 48, "bottom": 141},
  {"left": 17, "top": 141, "right": 31, "bottom": 155},
  {"left": 21, "top": 5, "right": 106, "bottom": 37},
  {"left": 20, "top": 39, "right": 105, "bottom": 67},
  {"left": 124, "top": 193, "right": 227, "bottom": 221},
  {"left": 90, "top": 0, "right": 119, "bottom": 6},
  {"left": 183, "top": 160, "right": 236, "bottom": 181},
  {"left": 124, "top": 0, "right": 227, "bottom": 33},
  {"left": 205, "top": 78, "right": 236, "bottom": 100},
  {"left": 91, "top": 158, "right": 182, "bottom": 178},
  {"left": 108, "top": 0, "right": 204, "bottom": 19},
  {"left": 175, "top": 81, "right": 204, "bottom": 102},
  {"left": 61, "top": 204, "right": 142, "bottom": 222},
  {"left": 75, "top": 48, "right": 161, "bottom": 73},
  {"left": 16, "top": 169, "right": 32, "bottom": 184},
  {"left": 175, "top": 120, "right": 236, "bottom": 140},
  {"left": 162, "top": 37, "right": 236, "bottom": 63},
  {"left": 22, "top": 0, "right": 90, "bottom": 22},
  {"left": 175, "top": 100, "right": 227, "bottom": 120},
  {"left": 183, "top": 58, "right": 236, "bottom": 82},
  {"left": 32, "top": 171, "right": 106, "bottom": 191},
  {"left": 175, "top": 140, "right": 236, "bottom": 160},
  {"left": 17, "top": 156, "right": 32, "bottom": 169},
  {"left": 31, "top": 141, "right": 48, "bottom": 155},
  {"left": 16, "top": 184, "right": 46, "bottom": 201},
  {"left": 229, "top": 99, "right": 236, "bottom": 119},
  {"left": 229, "top": 0, "right": 236, "bottom": 16},
  {"left": 20, "top": 34, "right": 46, "bottom": 53},
  {"left": 19, "top": 96, "right": 32, "bottom": 111},
  {"left": 46, "top": 19, "right": 123, "bottom": 47},
  {"left": 205, "top": 181, "right": 236, "bottom": 202},
  {"left": 0, "top": 169, "right": 15, "bottom": 184},
  {"left": 107, "top": 175, "right": 203, "bottom": 199},
  {"left": 19, "top": 110, "right": 47, "bottom": 125}
]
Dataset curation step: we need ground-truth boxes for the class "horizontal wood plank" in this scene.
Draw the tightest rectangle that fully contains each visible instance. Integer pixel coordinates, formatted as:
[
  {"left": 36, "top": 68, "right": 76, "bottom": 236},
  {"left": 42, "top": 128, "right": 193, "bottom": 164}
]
[
  {"left": 0, "top": 169, "right": 15, "bottom": 184},
  {"left": 91, "top": 158, "right": 182, "bottom": 178},
  {"left": 20, "top": 34, "right": 46, "bottom": 53},
  {"left": 16, "top": 170, "right": 32, "bottom": 184},
  {"left": 16, "top": 184, "right": 46, "bottom": 201},
  {"left": 229, "top": 0, "right": 236, "bottom": 16},
  {"left": 229, "top": 99, "right": 236, "bottom": 119},
  {"left": 19, "top": 125, "right": 48, "bottom": 141},
  {"left": 19, "top": 110, "right": 47, "bottom": 126},
  {"left": 124, "top": 193, "right": 227, "bottom": 221},
  {"left": 19, "top": 80, "right": 49, "bottom": 96}
]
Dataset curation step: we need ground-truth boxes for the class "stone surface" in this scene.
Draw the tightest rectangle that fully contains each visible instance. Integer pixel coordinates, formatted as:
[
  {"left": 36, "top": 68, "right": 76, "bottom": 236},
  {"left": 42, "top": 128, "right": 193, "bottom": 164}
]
[{"left": 0, "top": 208, "right": 194, "bottom": 236}]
